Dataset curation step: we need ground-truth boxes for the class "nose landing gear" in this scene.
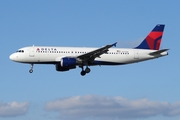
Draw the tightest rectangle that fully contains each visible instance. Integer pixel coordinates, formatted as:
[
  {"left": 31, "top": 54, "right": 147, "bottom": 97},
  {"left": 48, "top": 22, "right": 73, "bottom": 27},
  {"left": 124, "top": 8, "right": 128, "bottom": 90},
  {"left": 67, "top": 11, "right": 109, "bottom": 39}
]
[{"left": 29, "top": 64, "right": 34, "bottom": 73}]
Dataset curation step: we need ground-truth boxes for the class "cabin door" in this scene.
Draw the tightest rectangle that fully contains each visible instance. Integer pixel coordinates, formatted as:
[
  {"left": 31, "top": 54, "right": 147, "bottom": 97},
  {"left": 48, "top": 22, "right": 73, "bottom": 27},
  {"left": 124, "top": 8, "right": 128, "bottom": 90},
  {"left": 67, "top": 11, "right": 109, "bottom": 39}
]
[
  {"left": 134, "top": 50, "right": 139, "bottom": 59},
  {"left": 29, "top": 46, "right": 35, "bottom": 57}
]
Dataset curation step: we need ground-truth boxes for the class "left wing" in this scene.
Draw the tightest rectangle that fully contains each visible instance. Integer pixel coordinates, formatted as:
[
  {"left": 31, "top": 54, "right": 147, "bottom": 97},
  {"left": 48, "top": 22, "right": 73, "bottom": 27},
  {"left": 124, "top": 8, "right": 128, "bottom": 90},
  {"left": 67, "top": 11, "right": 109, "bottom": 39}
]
[{"left": 77, "top": 42, "right": 117, "bottom": 62}]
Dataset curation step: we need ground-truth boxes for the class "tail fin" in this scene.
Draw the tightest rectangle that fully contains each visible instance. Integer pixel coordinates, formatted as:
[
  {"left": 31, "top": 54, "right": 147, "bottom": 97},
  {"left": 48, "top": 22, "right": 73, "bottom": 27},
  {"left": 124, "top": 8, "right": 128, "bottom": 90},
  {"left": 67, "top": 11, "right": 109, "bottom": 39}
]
[{"left": 135, "top": 24, "right": 165, "bottom": 50}]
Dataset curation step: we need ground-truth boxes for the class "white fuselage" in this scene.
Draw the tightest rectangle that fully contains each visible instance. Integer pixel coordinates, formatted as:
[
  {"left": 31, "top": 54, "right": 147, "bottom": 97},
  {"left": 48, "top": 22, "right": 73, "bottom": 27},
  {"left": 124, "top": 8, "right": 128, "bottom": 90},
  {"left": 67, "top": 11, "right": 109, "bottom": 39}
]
[
  {"left": 9, "top": 46, "right": 168, "bottom": 65},
  {"left": 9, "top": 24, "right": 168, "bottom": 75}
]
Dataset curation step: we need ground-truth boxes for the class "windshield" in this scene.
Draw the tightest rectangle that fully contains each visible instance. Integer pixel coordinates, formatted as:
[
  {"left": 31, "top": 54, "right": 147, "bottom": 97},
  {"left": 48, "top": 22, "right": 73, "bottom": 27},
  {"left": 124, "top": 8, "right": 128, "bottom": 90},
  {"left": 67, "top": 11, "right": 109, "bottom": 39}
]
[{"left": 16, "top": 50, "right": 24, "bottom": 53}]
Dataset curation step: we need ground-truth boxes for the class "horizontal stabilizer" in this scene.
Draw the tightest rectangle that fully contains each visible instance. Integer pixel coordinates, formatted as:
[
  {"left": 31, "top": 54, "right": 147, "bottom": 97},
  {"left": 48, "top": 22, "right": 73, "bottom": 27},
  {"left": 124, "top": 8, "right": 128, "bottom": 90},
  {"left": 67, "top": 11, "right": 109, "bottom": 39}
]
[{"left": 149, "top": 49, "right": 169, "bottom": 55}]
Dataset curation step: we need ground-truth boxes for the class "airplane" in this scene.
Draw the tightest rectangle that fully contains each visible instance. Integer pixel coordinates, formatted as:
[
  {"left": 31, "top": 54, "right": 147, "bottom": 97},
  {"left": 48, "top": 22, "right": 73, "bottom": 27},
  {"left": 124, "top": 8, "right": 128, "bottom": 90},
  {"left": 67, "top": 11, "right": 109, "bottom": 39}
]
[{"left": 9, "top": 24, "right": 168, "bottom": 76}]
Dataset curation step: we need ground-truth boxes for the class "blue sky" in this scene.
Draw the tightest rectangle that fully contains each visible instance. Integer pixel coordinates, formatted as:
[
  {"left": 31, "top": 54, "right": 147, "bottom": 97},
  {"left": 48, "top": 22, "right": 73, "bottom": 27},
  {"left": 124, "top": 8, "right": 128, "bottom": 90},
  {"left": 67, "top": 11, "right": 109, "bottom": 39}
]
[{"left": 1, "top": 0, "right": 180, "bottom": 120}]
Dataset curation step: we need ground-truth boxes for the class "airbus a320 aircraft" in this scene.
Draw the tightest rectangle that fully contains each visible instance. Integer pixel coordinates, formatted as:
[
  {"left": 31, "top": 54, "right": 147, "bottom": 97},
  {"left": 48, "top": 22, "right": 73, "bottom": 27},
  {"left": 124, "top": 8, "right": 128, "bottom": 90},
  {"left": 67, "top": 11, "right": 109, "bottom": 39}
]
[{"left": 9, "top": 24, "right": 168, "bottom": 76}]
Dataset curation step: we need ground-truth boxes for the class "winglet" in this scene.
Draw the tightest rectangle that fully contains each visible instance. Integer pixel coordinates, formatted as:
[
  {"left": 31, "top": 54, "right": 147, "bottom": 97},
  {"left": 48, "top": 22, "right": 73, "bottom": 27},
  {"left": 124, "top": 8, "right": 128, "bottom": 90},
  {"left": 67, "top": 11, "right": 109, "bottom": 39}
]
[{"left": 113, "top": 42, "right": 117, "bottom": 47}]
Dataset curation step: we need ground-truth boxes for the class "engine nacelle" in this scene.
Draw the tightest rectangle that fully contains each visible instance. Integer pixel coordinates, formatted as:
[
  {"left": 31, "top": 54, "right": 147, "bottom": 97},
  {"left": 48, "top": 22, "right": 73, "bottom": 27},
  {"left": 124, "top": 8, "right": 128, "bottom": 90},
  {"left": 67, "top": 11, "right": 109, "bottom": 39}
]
[
  {"left": 56, "top": 63, "right": 76, "bottom": 72},
  {"left": 61, "top": 57, "right": 77, "bottom": 67},
  {"left": 56, "top": 64, "right": 69, "bottom": 71}
]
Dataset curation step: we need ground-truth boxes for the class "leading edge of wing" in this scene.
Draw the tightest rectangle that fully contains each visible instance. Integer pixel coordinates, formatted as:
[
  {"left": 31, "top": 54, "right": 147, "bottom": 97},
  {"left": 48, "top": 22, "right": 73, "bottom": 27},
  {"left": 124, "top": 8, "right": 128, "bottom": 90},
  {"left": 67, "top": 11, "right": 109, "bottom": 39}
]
[{"left": 77, "top": 42, "right": 117, "bottom": 60}]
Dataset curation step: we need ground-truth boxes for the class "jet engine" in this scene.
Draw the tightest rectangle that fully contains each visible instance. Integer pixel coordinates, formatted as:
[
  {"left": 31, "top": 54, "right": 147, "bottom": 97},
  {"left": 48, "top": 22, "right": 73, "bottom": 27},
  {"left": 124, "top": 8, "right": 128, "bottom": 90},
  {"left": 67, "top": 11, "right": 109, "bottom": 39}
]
[
  {"left": 61, "top": 57, "right": 77, "bottom": 67},
  {"left": 55, "top": 57, "right": 77, "bottom": 71}
]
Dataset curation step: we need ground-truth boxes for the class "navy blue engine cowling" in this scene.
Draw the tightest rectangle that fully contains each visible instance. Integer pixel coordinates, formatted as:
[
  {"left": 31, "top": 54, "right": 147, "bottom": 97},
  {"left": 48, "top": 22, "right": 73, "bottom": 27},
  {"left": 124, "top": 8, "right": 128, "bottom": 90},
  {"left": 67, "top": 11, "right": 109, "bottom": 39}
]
[{"left": 61, "top": 57, "right": 77, "bottom": 67}]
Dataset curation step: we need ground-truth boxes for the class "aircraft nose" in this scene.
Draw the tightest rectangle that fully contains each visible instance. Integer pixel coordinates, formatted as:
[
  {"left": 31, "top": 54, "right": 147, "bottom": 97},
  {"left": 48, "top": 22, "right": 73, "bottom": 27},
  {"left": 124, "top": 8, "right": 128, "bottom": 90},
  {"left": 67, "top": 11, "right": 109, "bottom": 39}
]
[{"left": 9, "top": 53, "right": 16, "bottom": 61}]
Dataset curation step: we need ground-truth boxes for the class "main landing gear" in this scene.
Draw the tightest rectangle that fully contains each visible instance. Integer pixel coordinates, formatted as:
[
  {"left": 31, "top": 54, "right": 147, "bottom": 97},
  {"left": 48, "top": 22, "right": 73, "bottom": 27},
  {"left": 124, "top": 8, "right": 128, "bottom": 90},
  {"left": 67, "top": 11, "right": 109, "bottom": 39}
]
[
  {"left": 29, "top": 64, "right": 34, "bottom": 73},
  {"left": 80, "top": 66, "right": 91, "bottom": 76}
]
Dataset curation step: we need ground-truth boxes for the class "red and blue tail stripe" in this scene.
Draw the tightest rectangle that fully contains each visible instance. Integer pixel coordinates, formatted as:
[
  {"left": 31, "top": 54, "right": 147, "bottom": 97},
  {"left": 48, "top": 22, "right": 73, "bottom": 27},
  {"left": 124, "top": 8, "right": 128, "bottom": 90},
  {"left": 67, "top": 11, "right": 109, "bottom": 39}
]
[{"left": 135, "top": 24, "right": 165, "bottom": 50}]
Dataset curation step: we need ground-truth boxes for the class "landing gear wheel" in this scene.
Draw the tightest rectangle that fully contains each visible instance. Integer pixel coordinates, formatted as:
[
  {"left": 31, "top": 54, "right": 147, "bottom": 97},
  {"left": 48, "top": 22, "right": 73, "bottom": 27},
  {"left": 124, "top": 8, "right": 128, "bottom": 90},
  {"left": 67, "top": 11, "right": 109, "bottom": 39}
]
[
  {"left": 29, "top": 69, "right": 33, "bottom": 73},
  {"left": 85, "top": 67, "right": 91, "bottom": 73},
  {"left": 81, "top": 71, "right": 86, "bottom": 76},
  {"left": 29, "top": 64, "right": 34, "bottom": 73}
]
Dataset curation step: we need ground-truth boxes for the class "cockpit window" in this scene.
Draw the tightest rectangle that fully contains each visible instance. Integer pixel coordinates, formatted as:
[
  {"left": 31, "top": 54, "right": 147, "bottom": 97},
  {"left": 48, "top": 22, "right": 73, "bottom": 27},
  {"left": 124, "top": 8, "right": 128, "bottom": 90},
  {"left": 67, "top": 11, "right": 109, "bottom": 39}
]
[{"left": 16, "top": 50, "right": 24, "bottom": 53}]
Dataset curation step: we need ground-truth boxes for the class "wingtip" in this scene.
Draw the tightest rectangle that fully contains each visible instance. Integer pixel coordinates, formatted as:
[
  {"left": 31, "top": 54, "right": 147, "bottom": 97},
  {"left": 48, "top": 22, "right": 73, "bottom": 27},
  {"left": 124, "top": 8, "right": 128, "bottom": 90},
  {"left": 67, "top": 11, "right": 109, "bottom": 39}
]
[{"left": 113, "top": 42, "right": 117, "bottom": 47}]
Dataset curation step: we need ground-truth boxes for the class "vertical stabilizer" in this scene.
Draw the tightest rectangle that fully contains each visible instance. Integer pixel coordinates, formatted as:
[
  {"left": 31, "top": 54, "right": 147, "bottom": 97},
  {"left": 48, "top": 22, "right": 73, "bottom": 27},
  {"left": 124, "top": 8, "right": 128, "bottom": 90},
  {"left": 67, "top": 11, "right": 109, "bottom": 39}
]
[{"left": 135, "top": 24, "right": 165, "bottom": 50}]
